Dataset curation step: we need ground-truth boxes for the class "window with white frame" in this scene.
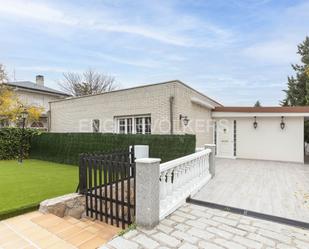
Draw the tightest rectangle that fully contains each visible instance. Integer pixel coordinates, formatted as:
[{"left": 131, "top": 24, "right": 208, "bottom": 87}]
[{"left": 116, "top": 116, "right": 151, "bottom": 134}]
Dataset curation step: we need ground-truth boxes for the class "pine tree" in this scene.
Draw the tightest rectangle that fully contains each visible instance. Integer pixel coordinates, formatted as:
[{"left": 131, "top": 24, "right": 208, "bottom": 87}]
[
  {"left": 282, "top": 37, "right": 309, "bottom": 106},
  {"left": 254, "top": 100, "right": 261, "bottom": 107}
]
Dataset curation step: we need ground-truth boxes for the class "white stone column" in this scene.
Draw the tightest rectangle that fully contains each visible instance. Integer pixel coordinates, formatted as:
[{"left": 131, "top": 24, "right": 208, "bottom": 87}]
[
  {"left": 135, "top": 158, "right": 161, "bottom": 229},
  {"left": 205, "top": 144, "right": 216, "bottom": 178}
]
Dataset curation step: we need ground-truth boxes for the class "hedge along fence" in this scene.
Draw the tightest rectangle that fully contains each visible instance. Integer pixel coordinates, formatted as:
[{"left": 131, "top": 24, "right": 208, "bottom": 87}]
[
  {"left": 0, "top": 128, "right": 39, "bottom": 160},
  {"left": 30, "top": 133, "right": 196, "bottom": 165}
]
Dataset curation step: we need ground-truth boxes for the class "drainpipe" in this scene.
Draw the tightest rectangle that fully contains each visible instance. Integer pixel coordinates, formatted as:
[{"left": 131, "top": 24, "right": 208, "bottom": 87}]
[{"left": 169, "top": 96, "right": 174, "bottom": 134}]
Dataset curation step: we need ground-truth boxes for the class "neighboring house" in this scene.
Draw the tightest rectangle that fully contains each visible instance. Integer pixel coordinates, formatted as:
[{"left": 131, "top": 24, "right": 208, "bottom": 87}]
[
  {"left": 5, "top": 75, "right": 69, "bottom": 130},
  {"left": 49, "top": 80, "right": 309, "bottom": 163}
]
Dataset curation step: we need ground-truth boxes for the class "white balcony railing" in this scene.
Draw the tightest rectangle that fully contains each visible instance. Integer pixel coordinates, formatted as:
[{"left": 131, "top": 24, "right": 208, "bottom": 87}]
[{"left": 159, "top": 149, "right": 212, "bottom": 219}]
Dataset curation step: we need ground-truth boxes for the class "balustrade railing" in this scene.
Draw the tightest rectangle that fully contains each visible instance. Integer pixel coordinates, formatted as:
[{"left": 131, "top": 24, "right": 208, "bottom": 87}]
[{"left": 159, "top": 149, "right": 212, "bottom": 219}]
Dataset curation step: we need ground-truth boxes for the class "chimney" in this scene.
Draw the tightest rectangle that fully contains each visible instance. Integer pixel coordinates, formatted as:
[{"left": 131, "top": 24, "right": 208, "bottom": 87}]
[{"left": 36, "top": 75, "right": 44, "bottom": 86}]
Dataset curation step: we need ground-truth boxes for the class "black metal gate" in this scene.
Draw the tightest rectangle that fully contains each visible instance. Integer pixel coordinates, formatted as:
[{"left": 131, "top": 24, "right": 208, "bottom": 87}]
[{"left": 78, "top": 147, "right": 135, "bottom": 229}]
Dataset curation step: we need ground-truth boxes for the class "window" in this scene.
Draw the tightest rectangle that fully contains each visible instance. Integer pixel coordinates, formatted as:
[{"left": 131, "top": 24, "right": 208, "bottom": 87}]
[
  {"left": 119, "top": 119, "right": 126, "bottom": 134},
  {"left": 145, "top": 117, "right": 151, "bottom": 134},
  {"left": 135, "top": 118, "right": 143, "bottom": 134},
  {"left": 92, "top": 119, "right": 100, "bottom": 133},
  {"left": 116, "top": 116, "right": 151, "bottom": 134}
]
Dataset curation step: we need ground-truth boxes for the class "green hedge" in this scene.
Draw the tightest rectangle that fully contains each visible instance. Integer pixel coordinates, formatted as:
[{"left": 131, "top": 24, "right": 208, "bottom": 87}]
[
  {"left": 30, "top": 133, "right": 196, "bottom": 165},
  {"left": 0, "top": 128, "right": 39, "bottom": 160}
]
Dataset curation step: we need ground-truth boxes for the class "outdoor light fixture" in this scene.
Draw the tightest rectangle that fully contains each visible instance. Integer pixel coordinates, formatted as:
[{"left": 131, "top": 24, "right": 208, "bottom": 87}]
[
  {"left": 280, "top": 116, "right": 285, "bottom": 130},
  {"left": 19, "top": 108, "right": 29, "bottom": 164},
  {"left": 180, "top": 114, "right": 189, "bottom": 126},
  {"left": 253, "top": 116, "right": 258, "bottom": 129}
]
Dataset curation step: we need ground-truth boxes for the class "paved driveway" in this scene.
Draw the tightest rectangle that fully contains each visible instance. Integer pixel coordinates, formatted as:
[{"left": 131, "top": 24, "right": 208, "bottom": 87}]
[
  {"left": 193, "top": 158, "right": 309, "bottom": 223},
  {"left": 102, "top": 203, "right": 309, "bottom": 249}
]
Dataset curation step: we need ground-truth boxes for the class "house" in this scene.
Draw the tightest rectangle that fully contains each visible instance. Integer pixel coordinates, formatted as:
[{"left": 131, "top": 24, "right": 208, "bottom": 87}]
[
  {"left": 4, "top": 75, "right": 69, "bottom": 130},
  {"left": 49, "top": 80, "right": 309, "bottom": 163}
]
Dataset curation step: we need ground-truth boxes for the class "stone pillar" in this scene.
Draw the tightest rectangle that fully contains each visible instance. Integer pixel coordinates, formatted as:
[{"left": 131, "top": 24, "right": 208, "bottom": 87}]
[
  {"left": 205, "top": 144, "right": 216, "bottom": 178},
  {"left": 135, "top": 158, "right": 161, "bottom": 229},
  {"left": 133, "top": 145, "right": 149, "bottom": 159}
]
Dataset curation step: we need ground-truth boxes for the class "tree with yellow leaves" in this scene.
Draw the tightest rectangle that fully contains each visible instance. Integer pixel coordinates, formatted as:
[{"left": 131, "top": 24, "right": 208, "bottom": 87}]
[{"left": 0, "top": 85, "right": 44, "bottom": 126}]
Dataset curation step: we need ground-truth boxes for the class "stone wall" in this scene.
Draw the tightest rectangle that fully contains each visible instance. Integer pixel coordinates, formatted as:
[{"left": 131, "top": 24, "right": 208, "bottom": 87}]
[{"left": 39, "top": 179, "right": 135, "bottom": 221}]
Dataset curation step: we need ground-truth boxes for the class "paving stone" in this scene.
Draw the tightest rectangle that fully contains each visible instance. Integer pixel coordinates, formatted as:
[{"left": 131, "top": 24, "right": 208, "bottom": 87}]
[
  {"left": 257, "top": 228, "right": 292, "bottom": 244},
  {"left": 151, "top": 232, "right": 181, "bottom": 247},
  {"left": 233, "top": 235, "right": 263, "bottom": 249},
  {"left": 174, "top": 223, "right": 190, "bottom": 232},
  {"left": 170, "top": 215, "right": 186, "bottom": 223},
  {"left": 190, "top": 209, "right": 213, "bottom": 219},
  {"left": 178, "top": 243, "right": 198, "bottom": 249},
  {"left": 276, "top": 243, "right": 297, "bottom": 249},
  {"left": 185, "top": 219, "right": 207, "bottom": 229},
  {"left": 294, "top": 239, "right": 309, "bottom": 249},
  {"left": 247, "top": 233, "right": 276, "bottom": 247},
  {"left": 218, "top": 224, "right": 247, "bottom": 236},
  {"left": 156, "top": 223, "right": 173, "bottom": 234},
  {"left": 132, "top": 234, "right": 159, "bottom": 249},
  {"left": 171, "top": 230, "right": 199, "bottom": 244},
  {"left": 190, "top": 205, "right": 207, "bottom": 211},
  {"left": 214, "top": 238, "right": 246, "bottom": 249},
  {"left": 207, "top": 227, "right": 233, "bottom": 239},
  {"left": 123, "top": 230, "right": 138, "bottom": 239},
  {"left": 161, "top": 219, "right": 175, "bottom": 227},
  {"left": 198, "top": 217, "right": 220, "bottom": 227},
  {"left": 108, "top": 236, "right": 139, "bottom": 249},
  {"left": 237, "top": 223, "right": 257, "bottom": 233},
  {"left": 198, "top": 241, "right": 225, "bottom": 249},
  {"left": 174, "top": 210, "right": 197, "bottom": 220},
  {"left": 187, "top": 227, "right": 214, "bottom": 240},
  {"left": 290, "top": 231, "right": 309, "bottom": 242},
  {"left": 137, "top": 227, "right": 157, "bottom": 235},
  {"left": 212, "top": 216, "right": 238, "bottom": 226}
]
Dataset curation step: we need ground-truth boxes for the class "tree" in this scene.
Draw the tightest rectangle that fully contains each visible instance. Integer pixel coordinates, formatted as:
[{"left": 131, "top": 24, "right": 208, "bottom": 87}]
[
  {"left": 0, "top": 85, "right": 44, "bottom": 125},
  {"left": 0, "top": 64, "right": 8, "bottom": 84},
  {"left": 281, "top": 37, "right": 309, "bottom": 142},
  {"left": 254, "top": 100, "right": 261, "bottom": 107},
  {"left": 59, "top": 69, "right": 117, "bottom": 96},
  {"left": 0, "top": 64, "right": 43, "bottom": 125},
  {"left": 281, "top": 37, "right": 309, "bottom": 106}
]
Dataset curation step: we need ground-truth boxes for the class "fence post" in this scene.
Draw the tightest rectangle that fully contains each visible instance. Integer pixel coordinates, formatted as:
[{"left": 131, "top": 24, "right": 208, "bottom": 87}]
[
  {"left": 135, "top": 158, "right": 161, "bottom": 229},
  {"left": 79, "top": 155, "right": 87, "bottom": 194},
  {"left": 205, "top": 144, "right": 216, "bottom": 178}
]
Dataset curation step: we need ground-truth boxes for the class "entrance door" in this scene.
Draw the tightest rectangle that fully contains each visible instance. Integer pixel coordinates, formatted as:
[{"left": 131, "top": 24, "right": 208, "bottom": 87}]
[{"left": 216, "top": 119, "right": 234, "bottom": 158}]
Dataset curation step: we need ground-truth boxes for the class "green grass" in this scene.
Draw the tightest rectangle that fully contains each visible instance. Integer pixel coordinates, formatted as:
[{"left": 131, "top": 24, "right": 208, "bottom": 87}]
[{"left": 0, "top": 159, "right": 78, "bottom": 220}]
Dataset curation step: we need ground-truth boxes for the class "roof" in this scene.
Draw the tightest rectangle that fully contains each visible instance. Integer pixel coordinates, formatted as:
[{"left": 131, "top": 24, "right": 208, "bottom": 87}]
[
  {"left": 6, "top": 81, "right": 70, "bottom": 96},
  {"left": 214, "top": 106, "right": 309, "bottom": 113},
  {"left": 49, "top": 80, "right": 222, "bottom": 106}
]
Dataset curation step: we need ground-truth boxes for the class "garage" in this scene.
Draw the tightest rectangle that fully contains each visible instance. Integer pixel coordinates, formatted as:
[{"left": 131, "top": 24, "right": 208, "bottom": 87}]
[{"left": 212, "top": 106, "right": 309, "bottom": 163}]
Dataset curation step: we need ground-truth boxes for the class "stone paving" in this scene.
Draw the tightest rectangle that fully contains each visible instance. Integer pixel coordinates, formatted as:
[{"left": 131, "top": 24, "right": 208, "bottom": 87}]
[{"left": 101, "top": 203, "right": 309, "bottom": 249}]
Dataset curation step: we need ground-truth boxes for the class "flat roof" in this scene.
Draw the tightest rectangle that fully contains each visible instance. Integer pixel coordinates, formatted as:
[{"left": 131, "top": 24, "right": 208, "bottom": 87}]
[{"left": 214, "top": 106, "right": 309, "bottom": 113}]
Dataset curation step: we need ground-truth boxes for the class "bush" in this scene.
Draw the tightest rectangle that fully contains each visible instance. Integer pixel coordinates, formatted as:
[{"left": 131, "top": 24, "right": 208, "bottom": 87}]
[
  {"left": 30, "top": 133, "right": 196, "bottom": 165},
  {"left": 0, "top": 128, "right": 39, "bottom": 160}
]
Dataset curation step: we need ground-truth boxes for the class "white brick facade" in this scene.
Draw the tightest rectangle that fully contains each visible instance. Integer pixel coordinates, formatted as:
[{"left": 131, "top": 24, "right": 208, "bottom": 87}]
[{"left": 50, "top": 81, "right": 220, "bottom": 147}]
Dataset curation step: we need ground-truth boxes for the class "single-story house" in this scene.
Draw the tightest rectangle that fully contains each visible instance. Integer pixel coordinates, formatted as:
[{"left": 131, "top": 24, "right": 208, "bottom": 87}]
[{"left": 49, "top": 80, "right": 309, "bottom": 163}]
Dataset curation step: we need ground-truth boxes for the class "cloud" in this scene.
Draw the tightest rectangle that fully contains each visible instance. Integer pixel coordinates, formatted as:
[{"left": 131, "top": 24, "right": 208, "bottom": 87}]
[{"left": 0, "top": 0, "right": 234, "bottom": 48}]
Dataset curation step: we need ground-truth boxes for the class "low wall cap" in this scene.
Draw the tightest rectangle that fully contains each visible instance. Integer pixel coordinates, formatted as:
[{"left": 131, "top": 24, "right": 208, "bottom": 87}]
[{"left": 135, "top": 158, "right": 161, "bottom": 163}]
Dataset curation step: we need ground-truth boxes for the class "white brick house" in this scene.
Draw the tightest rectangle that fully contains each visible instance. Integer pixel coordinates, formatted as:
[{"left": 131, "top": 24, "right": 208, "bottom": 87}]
[{"left": 49, "top": 80, "right": 309, "bottom": 163}]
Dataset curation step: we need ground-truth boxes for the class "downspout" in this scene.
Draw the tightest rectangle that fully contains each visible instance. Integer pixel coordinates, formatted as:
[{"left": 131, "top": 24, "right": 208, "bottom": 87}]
[
  {"left": 169, "top": 96, "right": 174, "bottom": 134},
  {"left": 48, "top": 102, "right": 51, "bottom": 132}
]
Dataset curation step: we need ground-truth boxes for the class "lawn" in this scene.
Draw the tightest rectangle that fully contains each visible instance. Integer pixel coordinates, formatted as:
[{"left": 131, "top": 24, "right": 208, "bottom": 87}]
[{"left": 0, "top": 159, "right": 78, "bottom": 219}]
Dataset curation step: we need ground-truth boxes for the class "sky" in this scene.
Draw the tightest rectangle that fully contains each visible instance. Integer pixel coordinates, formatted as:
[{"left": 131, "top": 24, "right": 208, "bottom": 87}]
[{"left": 0, "top": 0, "right": 308, "bottom": 106}]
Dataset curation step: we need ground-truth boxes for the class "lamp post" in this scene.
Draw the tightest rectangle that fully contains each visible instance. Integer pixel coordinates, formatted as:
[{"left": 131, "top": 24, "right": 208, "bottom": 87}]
[{"left": 19, "top": 109, "right": 28, "bottom": 164}]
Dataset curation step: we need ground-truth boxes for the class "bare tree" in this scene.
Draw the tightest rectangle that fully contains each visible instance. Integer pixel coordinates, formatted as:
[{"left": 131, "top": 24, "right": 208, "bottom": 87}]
[
  {"left": 0, "top": 64, "right": 9, "bottom": 84},
  {"left": 59, "top": 69, "right": 117, "bottom": 96}
]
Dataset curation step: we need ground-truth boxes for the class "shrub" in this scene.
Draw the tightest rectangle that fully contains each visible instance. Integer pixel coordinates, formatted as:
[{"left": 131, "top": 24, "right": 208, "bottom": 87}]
[
  {"left": 0, "top": 128, "right": 39, "bottom": 160},
  {"left": 30, "top": 133, "right": 196, "bottom": 165}
]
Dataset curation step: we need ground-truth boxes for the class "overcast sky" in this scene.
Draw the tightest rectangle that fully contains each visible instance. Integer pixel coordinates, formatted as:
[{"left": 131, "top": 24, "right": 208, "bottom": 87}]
[{"left": 0, "top": 0, "right": 308, "bottom": 106}]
